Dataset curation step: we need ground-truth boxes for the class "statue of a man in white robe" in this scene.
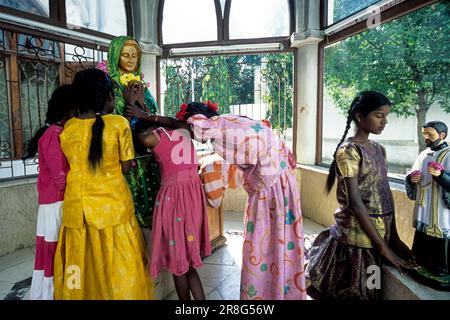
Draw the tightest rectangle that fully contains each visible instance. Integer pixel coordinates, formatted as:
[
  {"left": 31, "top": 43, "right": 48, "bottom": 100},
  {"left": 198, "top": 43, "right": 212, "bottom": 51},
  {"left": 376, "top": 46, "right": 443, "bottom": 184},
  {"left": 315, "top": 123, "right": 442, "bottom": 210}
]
[{"left": 406, "top": 121, "right": 450, "bottom": 290}]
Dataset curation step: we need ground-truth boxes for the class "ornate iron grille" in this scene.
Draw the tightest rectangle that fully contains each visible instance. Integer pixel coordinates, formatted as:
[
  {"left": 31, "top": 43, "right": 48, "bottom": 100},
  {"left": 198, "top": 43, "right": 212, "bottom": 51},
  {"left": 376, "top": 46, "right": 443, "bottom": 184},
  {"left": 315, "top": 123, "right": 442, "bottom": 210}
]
[
  {"left": 0, "top": 28, "right": 107, "bottom": 181},
  {"left": 160, "top": 53, "right": 294, "bottom": 150}
]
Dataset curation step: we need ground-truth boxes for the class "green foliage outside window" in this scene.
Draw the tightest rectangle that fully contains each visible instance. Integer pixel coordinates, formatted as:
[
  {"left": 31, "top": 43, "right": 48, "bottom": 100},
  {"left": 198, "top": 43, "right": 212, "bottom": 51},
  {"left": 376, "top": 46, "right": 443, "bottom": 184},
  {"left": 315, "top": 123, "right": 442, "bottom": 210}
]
[
  {"left": 162, "top": 52, "right": 294, "bottom": 131},
  {"left": 325, "top": 2, "right": 450, "bottom": 151}
]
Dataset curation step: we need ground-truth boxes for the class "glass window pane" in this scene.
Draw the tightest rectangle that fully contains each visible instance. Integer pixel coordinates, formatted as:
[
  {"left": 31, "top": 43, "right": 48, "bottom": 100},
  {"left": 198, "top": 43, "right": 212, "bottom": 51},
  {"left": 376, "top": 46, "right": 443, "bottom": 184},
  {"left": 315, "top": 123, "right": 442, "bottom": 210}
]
[
  {"left": 322, "top": 3, "right": 450, "bottom": 179},
  {"left": 0, "top": 0, "right": 49, "bottom": 17},
  {"left": 219, "top": 0, "right": 226, "bottom": 18},
  {"left": 0, "top": 29, "right": 7, "bottom": 50},
  {"left": 17, "top": 34, "right": 61, "bottom": 59},
  {"left": 66, "top": 0, "right": 127, "bottom": 36},
  {"left": 229, "top": 0, "right": 290, "bottom": 39},
  {"left": 63, "top": 44, "right": 106, "bottom": 83},
  {"left": 327, "top": 0, "right": 380, "bottom": 26},
  {"left": 0, "top": 57, "right": 11, "bottom": 159},
  {"left": 160, "top": 52, "right": 294, "bottom": 151},
  {"left": 19, "top": 61, "right": 59, "bottom": 148},
  {"left": 162, "top": 0, "right": 217, "bottom": 44}
]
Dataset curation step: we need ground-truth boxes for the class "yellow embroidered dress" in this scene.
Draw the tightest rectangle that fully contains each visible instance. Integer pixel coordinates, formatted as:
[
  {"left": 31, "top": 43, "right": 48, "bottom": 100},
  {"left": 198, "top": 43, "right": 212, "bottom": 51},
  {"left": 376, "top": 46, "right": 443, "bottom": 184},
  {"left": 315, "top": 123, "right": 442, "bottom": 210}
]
[{"left": 54, "top": 114, "right": 153, "bottom": 300}]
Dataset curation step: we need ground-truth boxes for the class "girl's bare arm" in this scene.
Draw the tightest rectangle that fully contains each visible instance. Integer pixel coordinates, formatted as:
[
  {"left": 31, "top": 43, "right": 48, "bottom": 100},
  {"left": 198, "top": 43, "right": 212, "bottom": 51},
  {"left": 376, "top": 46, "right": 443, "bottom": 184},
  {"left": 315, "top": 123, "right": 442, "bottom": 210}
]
[
  {"left": 121, "top": 160, "right": 132, "bottom": 174},
  {"left": 125, "top": 103, "right": 194, "bottom": 138}
]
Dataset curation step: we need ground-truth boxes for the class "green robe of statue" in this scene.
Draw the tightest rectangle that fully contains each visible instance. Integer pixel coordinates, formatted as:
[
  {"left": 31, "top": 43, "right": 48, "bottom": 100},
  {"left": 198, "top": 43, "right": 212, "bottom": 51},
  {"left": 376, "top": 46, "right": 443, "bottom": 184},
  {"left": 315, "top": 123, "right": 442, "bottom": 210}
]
[{"left": 107, "top": 36, "right": 160, "bottom": 227}]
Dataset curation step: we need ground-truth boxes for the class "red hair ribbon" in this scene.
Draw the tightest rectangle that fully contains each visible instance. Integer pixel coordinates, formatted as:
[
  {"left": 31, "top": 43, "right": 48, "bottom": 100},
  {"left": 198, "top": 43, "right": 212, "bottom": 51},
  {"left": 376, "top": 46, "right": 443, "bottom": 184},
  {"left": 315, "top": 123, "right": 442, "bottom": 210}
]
[
  {"left": 203, "top": 100, "right": 219, "bottom": 112},
  {"left": 176, "top": 103, "right": 188, "bottom": 121},
  {"left": 261, "top": 119, "right": 271, "bottom": 128}
]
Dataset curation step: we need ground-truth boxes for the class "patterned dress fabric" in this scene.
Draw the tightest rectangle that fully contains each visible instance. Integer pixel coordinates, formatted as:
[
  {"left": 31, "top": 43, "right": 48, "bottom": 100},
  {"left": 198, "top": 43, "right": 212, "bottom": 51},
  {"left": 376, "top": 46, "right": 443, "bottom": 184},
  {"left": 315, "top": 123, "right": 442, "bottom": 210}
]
[
  {"left": 306, "top": 138, "right": 393, "bottom": 300},
  {"left": 187, "top": 114, "right": 306, "bottom": 300},
  {"left": 149, "top": 128, "right": 211, "bottom": 278},
  {"left": 30, "top": 125, "right": 68, "bottom": 300},
  {"left": 54, "top": 115, "right": 153, "bottom": 299}
]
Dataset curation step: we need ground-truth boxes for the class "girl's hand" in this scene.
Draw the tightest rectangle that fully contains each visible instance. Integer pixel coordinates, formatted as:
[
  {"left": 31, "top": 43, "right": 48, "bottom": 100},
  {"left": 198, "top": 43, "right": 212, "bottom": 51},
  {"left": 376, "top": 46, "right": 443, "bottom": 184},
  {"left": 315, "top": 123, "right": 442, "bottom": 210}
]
[
  {"left": 390, "top": 238, "right": 417, "bottom": 266},
  {"left": 379, "top": 245, "right": 417, "bottom": 274},
  {"left": 123, "top": 82, "right": 140, "bottom": 106},
  {"left": 125, "top": 103, "right": 147, "bottom": 120},
  {"left": 124, "top": 81, "right": 145, "bottom": 106},
  {"left": 130, "top": 81, "right": 146, "bottom": 108}
]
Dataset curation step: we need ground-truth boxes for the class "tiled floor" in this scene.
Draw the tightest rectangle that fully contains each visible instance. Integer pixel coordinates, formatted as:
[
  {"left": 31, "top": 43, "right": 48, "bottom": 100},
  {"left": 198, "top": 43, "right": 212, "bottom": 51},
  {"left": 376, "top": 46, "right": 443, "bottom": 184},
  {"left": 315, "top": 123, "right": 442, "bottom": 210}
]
[
  {"left": 0, "top": 247, "right": 35, "bottom": 300},
  {"left": 0, "top": 211, "right": 324, "bottom": 300},
  {"left": 164, "top": 211, "right": 247, "bottom": 300}
]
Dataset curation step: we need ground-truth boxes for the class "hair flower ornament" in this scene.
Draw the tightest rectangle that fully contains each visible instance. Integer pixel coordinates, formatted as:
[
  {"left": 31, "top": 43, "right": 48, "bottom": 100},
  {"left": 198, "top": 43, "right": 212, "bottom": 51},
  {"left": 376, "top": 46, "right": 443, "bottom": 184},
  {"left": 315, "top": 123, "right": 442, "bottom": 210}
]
[
  {"left": 176, "top": 103, "right": 189, "bottom": 121},
  {"left": 203, "top": 100, "right": 219, "bottom": 112},
  {"left": 96, "top": 60, "right": 108, "bottom": 74}
]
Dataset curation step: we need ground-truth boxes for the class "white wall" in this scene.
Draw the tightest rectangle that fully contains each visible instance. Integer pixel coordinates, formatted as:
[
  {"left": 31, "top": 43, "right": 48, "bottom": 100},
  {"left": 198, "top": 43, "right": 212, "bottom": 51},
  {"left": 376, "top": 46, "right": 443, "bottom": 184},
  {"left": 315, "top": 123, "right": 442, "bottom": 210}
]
[{"left": 322, "top": 92, "right": 450, "bottom": 175}]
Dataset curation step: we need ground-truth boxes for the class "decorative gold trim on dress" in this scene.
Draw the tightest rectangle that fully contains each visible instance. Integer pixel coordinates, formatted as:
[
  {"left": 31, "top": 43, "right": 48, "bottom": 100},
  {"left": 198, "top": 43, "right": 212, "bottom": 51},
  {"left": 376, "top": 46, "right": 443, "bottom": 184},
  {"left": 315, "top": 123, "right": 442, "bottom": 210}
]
[
  {"left": 346, "top": 215, "right": 388, "bottom": 248},
  {"left": 336, "top": 146, "right": 360, "bottom": 178}
]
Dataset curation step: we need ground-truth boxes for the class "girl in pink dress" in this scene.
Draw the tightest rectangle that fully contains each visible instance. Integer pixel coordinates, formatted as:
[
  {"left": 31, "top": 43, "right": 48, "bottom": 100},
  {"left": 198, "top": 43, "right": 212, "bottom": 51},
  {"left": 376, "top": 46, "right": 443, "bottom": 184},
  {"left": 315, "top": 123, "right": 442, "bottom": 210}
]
[
  {"left": 134, "top": 122, "right": 211, "bottom": 300},
  {"left": 22, "top": 85, "right": 76, "bottom": 300},
  {"left": 127, "top": 101, "right": 306, "bottom": 300}
]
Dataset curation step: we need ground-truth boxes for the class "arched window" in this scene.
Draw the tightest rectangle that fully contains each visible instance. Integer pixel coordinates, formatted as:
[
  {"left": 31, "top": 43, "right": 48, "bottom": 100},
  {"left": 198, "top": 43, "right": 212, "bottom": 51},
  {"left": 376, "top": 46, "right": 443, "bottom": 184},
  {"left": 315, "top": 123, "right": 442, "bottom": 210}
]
[
  {"left": 229, "top": 0, "right": 290, "bottom": 39},
  {"left": 161, "top": 0, "right": 218, "bottom": 44},
  {"left": 65, "top": 0, "right": 128, "bottom": 36},
  {"left": 159, "top": 0, "right": 294, "bottom": 47},
  {"left": 0, "top": 0, "right": 131, "bottom": 38}
]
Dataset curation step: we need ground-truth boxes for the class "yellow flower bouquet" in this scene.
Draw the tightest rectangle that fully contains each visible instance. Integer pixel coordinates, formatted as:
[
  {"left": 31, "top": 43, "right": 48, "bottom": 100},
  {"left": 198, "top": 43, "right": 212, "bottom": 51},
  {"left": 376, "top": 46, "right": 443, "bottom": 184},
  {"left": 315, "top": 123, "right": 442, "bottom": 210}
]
[{"left": 119, "top": 73, "right": 144, "bottom": 87}]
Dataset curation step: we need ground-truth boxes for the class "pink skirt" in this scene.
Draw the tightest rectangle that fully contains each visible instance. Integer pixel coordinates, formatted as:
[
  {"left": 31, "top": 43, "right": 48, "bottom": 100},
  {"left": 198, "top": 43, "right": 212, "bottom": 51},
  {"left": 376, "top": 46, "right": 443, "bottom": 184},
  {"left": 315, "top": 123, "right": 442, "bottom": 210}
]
[
  {"left": 150, "top": 167, "right": 211, "bottom": 278},
  {"left": 30, "top": 201, "right": 62, "bottom": 300}
]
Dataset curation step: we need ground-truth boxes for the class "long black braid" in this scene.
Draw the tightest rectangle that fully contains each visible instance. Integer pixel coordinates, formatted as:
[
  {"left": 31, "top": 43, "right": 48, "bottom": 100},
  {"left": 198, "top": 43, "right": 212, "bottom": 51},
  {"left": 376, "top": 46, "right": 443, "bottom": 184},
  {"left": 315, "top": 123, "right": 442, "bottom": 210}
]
[
  {"left": 72, "top": 69, "right": 113, "bottom": 169},
  {"left": 325, "top": 91, "right": 392, "bottom": 193},
  {"left": 22, "top": 85, "right": 76, "bottom": 160},
  {"left": 325, "top": 102, "right": 357, "bottom": 193},
  {"left": 88, "top": 100, "right": 106, "bottom": 170}
]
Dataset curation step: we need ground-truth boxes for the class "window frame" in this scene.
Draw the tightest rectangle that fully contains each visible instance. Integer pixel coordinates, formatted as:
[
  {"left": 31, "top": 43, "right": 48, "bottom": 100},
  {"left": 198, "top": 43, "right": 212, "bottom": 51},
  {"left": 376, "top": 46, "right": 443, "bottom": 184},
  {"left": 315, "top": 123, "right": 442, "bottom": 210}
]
[
  {"left": 0, "top": 0, "right": 59, "bottom": 25},
  {"left": 157, "top": 0, "right": 296, "bottom": 50},
  {"left": 0, "top": 0, "right": 133, "bottom": 40},
  {"left": 0, "top": 23, "right": 109, "bottom": 162},
  {"left": 156, "top": 0, "right": 295, "bottom": 157},
  {"left": 315, "top": 0, "right": 442, "bottom": 179},
  {"left": 322, "top": 0, "right": 383, "bottom": 29}
]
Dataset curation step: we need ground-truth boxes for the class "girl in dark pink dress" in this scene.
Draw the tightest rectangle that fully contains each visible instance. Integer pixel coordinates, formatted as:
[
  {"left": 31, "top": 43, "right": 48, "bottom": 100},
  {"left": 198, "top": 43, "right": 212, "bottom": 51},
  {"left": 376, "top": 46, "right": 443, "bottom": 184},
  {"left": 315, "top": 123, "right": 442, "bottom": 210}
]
[{"left": 135, "top": 124, "right": 211, "bottom": 300}]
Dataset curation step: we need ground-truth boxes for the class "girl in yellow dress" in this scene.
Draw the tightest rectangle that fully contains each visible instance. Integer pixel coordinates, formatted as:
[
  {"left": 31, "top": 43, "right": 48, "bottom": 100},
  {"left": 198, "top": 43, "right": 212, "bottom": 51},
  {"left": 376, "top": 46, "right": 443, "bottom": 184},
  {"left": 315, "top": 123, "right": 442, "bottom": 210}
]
[{"left": 54, "top": 69, "right": 153, "bottom": 299}]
